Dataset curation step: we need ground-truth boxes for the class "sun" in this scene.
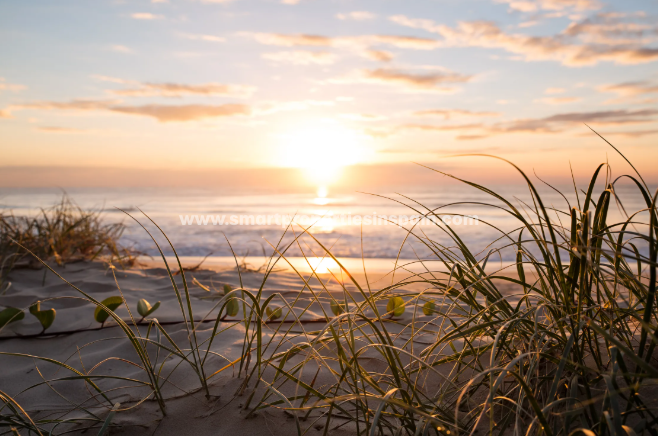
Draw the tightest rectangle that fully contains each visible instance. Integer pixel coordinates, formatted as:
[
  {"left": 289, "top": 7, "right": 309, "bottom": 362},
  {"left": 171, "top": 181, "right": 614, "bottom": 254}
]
[{"left": 279, "top": 124, "right": 366, "bottom": 184}]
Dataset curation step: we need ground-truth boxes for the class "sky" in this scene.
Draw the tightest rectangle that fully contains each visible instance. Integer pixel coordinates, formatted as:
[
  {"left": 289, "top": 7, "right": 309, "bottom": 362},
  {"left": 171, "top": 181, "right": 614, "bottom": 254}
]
[{"left": 1, "top": 0, "right": 657, "bottom": 189}]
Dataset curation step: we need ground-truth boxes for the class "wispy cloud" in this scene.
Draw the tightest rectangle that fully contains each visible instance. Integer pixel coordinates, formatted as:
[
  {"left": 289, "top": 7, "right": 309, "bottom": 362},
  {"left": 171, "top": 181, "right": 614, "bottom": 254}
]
[
  {"left": 242, "top": 32, "right": 440, "bottom": 50},
  {"left": 328, "top": 66, "right": 472, "bottom": 93},
  {"left": 344, "top": 68, "right": 472, "bottom": 92},
  {"left": 130, "top": 13, "right": 163, "bottom": 20},
  {"left": 599, "top": 80, "right": 658, "bottom": 104},
  {"left": 19, "top": 99, "right": 118, "bottom": 111},
  {"left": 384, "top": 108, "right": 658, "bottom": 140},
  {"left": 262, "top": 50, "right": 337, "bottom": 65},
  {"left": 361, "top": 49, "right": 394, "bottom": 62},
  {"left": 340, "top": 113, "right": 388, "bottom": 122},
  {"left": 0, "top": 78, "right": 26, "bottom": 93},
  {"left": 93, "top": 76, "right": 256, "bottom": 97},
  {"left": 535, "top": 96, "right": 581, "bottom": 104},
  {"left": 110, "top": 104, "right": 251, "bottom": 122},
  {"left": 545, "top": 87, "right": 566, "bottom": 94},
  {"left": 389, "top": 13, "right": 658, "bottom": 66},
  {"left": 178, "top": 33, "right": 226, "bottom": 43},
  {"left": 37, "top": 126, "right": 85, "bottom": 133},
  {"left": 495, "top": 0, "right": 601, "bottom": 13},
  {"left": 110, "top": 45, "right": 134, "bottom": 54},
  {"left": 413, "top": 109, "right": 500, "bottom": 119},
  {"left": 14, "top": 99, "right": 251, "bottom": 122},
  {"left": 336, "top": 11, "right": 376, "bottom": 21}
]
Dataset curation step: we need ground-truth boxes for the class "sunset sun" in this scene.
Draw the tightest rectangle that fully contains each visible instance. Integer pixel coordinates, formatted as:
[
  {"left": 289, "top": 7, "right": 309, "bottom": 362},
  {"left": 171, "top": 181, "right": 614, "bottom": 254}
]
[{"left": 279, "top": 124, "right": 367, "bottom": 184}]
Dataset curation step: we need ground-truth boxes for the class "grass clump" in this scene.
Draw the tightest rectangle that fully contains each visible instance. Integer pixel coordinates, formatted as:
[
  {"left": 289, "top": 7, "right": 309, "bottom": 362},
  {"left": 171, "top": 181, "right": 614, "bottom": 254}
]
[{"left": 0, "top": 195, "right": 136, "bottom": 285}]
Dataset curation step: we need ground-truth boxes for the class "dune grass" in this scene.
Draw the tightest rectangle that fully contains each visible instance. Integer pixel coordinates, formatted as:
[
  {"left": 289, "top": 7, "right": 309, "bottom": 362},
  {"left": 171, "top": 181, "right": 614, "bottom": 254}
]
[
  {"left": 0, "top": 139, "right": 656, "bottom": 435},
  {"left": 0, "top": 195, "right": 137, "bottom": 291}
]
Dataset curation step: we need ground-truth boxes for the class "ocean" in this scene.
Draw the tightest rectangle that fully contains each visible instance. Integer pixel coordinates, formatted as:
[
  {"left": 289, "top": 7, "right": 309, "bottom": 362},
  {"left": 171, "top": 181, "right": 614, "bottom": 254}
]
[{"left": 0, "top": 182, "right": 649, "bottom": 271}]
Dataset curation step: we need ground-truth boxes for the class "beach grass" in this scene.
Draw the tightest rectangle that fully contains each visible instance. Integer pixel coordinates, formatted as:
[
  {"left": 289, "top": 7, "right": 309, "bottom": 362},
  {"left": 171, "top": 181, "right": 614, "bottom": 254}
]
[
  {"left": 0, "top": 195, "right": 137, "bottom": 290},
  {"left": 1, "top": 138, "right": 657, "bottom": 435}
]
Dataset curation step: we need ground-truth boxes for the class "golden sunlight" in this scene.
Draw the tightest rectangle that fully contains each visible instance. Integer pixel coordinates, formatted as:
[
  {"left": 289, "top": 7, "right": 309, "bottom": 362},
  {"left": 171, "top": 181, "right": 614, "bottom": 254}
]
[{"left": 279, "top": 124, "right": 367, "bottom": 185}]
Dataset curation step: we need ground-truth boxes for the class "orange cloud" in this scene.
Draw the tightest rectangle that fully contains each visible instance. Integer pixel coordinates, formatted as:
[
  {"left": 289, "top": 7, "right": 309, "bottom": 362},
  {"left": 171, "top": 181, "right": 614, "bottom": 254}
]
[
  {"left": 37, "top": 126, "right": 85, "bottom": 133},
  {"left": 362, "top": 49, "right": 394, "bottom": 62},
  {"left": 109, "top": 104, "right": 251, "bottom": 122},
  {"left": 0, "top": 78, "right": 26, "bottom": 93},
  {"left": 262, "top": 50, "right": 337, "bottom": 65},
  {"left": 130, "top": 13, "right": 163, "bottom": 20},
  {"left": 243, "top": 32, "right": 440, "bottom": 50},
  {"left": 112, "top": 82, "right": 256, "bottom": 98},
  {"left": 247, "top": 33, "right": 333, "bottom": 46},
  {"left": 359, "top": 68, "right": 471, "bottom": 91},
  {"left": 178, "top": 33, "right": 226, "bottom": 43},
  {"left": 534, "top": 97, "right": 581, "bottom": 104},
  {"left": 336, "top": 11, "right": 375, "bottom": 21},
  {"left": 390, "top": 15, "right": 658, "bottom": 66},
  {"left": 20, "top": 99, "right": 118, "bottom": 111},
  {"left": 14, "top": 99, "right": 251, "bottom": 122},
  {"left": 414, "top": 109, "right": 500, "bottom": 119},
  {"left": 599, "top": 80, "right": 658, "bottom": 104}
]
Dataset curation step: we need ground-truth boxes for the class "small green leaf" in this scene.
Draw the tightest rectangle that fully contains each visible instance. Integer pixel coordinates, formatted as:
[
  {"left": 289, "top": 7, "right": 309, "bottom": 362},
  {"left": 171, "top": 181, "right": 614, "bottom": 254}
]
[
  {"left": 29, "top": 302, "right": 41, "bottom": 315},
  {"left": 94, "top": 296, "right": 124, "bottom": 324},
  {"left": 0, "top": 307, "right": 24, "bottom": 328},
  {"left": 29, "top": 302, "right": 56, "bottom": 332},
  {"left": 137, "top": 299, "right": 161, "bottom": 318},
  {"left": 223, "top": 284, "right": 232, "bottom": 295},
  {"left": 266, "top": 305, "right": 282, "bottom": 321},
  {"left": 386, "top": 296, "right": 405, "bottom": 317},
  {"left": 137, "top": 299, "right": 151, "bottom": 317},
  {"left": 330, "top": 300, "right": 346, "bottom": 316},
  {"left": 226, "top": 298, "right": 239, "bottom": 317},
  {"left": 422, "top": 301, "right": 436, "bottom": 316}
]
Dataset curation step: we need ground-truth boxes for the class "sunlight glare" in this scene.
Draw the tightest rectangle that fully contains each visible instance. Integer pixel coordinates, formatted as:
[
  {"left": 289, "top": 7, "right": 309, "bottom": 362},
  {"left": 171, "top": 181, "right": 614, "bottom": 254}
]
[{"left": 280, "top": 124, "right": 365, "bottom": 184}]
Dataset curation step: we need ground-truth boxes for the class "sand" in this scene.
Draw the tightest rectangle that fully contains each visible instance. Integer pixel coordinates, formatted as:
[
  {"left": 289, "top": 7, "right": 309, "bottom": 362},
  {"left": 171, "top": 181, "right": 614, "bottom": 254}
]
[{"left": 0, "top": 258, "right": 525, "bottom": 435}]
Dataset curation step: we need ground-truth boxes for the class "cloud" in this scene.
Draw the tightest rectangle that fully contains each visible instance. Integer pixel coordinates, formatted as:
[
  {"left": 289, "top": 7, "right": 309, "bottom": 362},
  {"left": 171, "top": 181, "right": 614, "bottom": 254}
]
[
  {"left": 389, "top": 14, "right": 658, "bottom": 66},
  {"left": 247, "top": 33, "right": 333, "bottom": 47},
  {"left": 113, "top": 82, "right": 255, "bottom": 98},
  {"left": 130, "top": 13, "right": 163, "bottom": 20},
  {"left": 599, "top": 80, "right": 658, "bottom": 104},
  {"left": 564, "top": 12, "right": 655, "bottom": 46},
  {"left": 37, "top": 126, "right": 85, "bottom": 133},
  {"left": 495, "top": 0, "right": 601, "bottom": 12},
  {"left": 0, "top": 109, "right": 11, "bottom": 118},
  {"left": 91, "top": 76, "right": 255, "bottom": 98},
  {"left": 20, "top": 99, "right": 118, "bottom": 111},
  {"left": 336, "top": 11, "right": 376, "bottom": 21},
  {"left": 386, "top": 108, "right": 658, "bottom": 141},
  {"left": 14, "top": 99, "right": 251, "bottom": 122},
  {"left": 534, "top": 96, "right": 581, "bottom": 104},
  {"left": 369, "top": 35, "right": 439, "bottom": 50},
  {"left": 243, "top": 32, "right": 440, "bottom": 50},
  {"left": 0, "top": 78, "right": 26, "bottom": 93},
  {"left": 577, "top": 129, "right": 658, "bottom": 138},
  {"left": 545, "top": 87, "right": 566, "bottom": 94},
  {"left": 414, "top": 109, "right": 500, "bottom": 119},
  {"left": 109, "top": 104, "right": 250, "bottom": 122},
  {"left": 110, "top": 45, "right": 134, "bottom": 54},
  {"left": 332, "top": 68, "right": 471, "bottom": 92},
  {"left": 401, "top": 123, "right": 485, "bottom": 132},
  {"left": 340, "top": 113, "right": 388, "bottom": 122},
  {"left": 179, "top": 33, "right": 226, "bottom": 43},
  {"left": 361, "top": 49, "right": 394, "bottom": 62},
  {"left": 262, "top": 50, "right": 337, "bottom": 65}
]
